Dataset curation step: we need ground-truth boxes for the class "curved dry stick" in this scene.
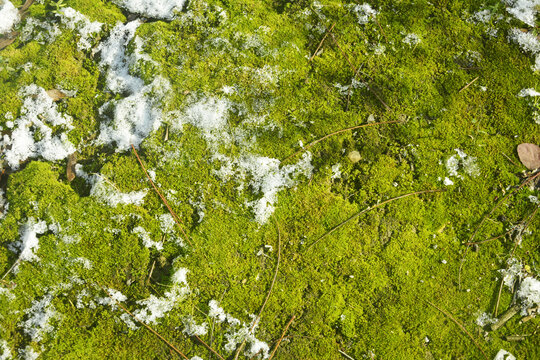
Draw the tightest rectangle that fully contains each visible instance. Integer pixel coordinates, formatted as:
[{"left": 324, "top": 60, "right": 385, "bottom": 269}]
[
  {"left": 306, "top": 189, "right": 443, "bottom": 251},
  {"left": 268, "top": 315, "right": 296, "bottom": 360},
  {"left": 282, "top": 120, "right": 399, "bottom": 164},
  {"left": 234, "top": 219, "right": 282, "bottom": 360},
  {"left": 98, "top": 285, "right": 189, "bottom": 359},
  {"left": 426, "top": 300, "right": 489, "bottom": 360},
  {"left": 131, "top": 144, "right": 192, "bottom": 247}
]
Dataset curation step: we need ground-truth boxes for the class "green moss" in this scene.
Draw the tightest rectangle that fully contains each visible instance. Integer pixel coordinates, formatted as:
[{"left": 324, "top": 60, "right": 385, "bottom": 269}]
[{"left": 0, "top": 0, "right": 539, "bottom": 359}]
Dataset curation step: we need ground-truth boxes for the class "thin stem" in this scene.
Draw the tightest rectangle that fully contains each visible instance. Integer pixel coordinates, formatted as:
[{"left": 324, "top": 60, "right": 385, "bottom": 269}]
[
  {"left": 426, "top": 300, "right": 489, "bottom": 360},
  {"left": 306, "top": 189, "right": 443, "bottom": 251},
  {"left": 131, "top": 144, "right": 192, "bottom": 247},
  {"left": 234, "top": 219, "right": 282, "bottom": 360},
  {"left": 268, "top": 315, "right": 296, "bottom": 360},
  {"left": 282, "top": 120, "right": 399, "bottom": 163},
  {"left": 99, "top": 285, "right": 189, "bottom": 359}
]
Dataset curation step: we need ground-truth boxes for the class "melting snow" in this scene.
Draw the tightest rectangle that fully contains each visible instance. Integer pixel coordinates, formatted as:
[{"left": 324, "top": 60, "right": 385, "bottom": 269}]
[
  {"left": 0, "top": 1, "right": 19, "bottom": 35},
  {"left": 494, "top": 349, "right": 516, "bottom": 360},
  {"left": 111, "top": 0, "right": 186, "bottom": 20},
  {"left": 504, "top": 0, "right": 540, "bottom": 27},
  {"left": 96, "top": 21, "right": 170, "bottom": 151},
  {"left": 20, "top": 294, "right": 57, "bottom": 342},
  {"left": 1, "top": 85, "right": 76, "bottom": 169}
]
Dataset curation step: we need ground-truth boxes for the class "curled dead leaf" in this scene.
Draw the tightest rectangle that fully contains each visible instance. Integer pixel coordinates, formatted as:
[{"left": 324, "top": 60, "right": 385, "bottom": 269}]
[
  {"left": 46, "top": 89, "right": 67, "bottom": 101},
  {"left": 517, "top": 143, "right": 540, "bottom": 170}
]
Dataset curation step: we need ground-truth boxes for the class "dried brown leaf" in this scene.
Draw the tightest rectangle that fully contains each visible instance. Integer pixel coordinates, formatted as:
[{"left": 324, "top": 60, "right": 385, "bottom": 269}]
[
  {"left": 66, "top": 153, "right": 77, "bottom": 182},
  {"left": 517, "top": 143, "right": 540, "bottom": 170},
  {"left": 46, "top": 89, "right": 67, "bottom": 101}
]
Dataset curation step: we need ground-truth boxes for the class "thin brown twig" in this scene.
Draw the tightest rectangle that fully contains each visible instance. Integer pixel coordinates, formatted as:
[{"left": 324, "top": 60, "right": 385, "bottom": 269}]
[
  {"left": 98, "top": 284, "right": 189, "bottom": 359},
  {"left": 193, "top": 335, "right": 225, "bottom": 360},
  {"left": 131, "top": 144, "right": 192, "bottom": 247},
  {"left": 459, "top": 170, "right": 540, "bottom": 289},
  {"left": 234, "top": 219, "right": 282, "bottom": 360},
  {"left": 306, "top": 189, "right": 443, "bottom": 251},
  {"left": 338, "top": 349, "right": 357, "bottom": 360},
  {"left": 494, "top": 278, "right": 505, "bottom": 317},
  {"left": 372, "top": 16, "right": 388, "bottom": 43},
  {"left": 502, "top": 152, "right": 520, "bottom": 168},
  {"left": 268, "top": 315, "right": 296, "bottom": 360},
  {"left": 282, "top": 120, "right": 399, "bottom": 164},
  {"left": 308, "top": 23, "right": 336, "bottom": 62},
  {"left": 426, "top": 300, "right": 489, "bottom": 360},
  {"left": 458, "top": 76, "right": 479, "bottom": 93}
]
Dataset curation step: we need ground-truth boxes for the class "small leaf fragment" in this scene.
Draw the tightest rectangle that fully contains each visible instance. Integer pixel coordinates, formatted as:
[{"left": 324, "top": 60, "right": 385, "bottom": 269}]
[
  {"left": 517, "top": 143, "right": 540, "bottom": 170},
  {"left": 66, "top": 153, "right": 77, "bottom": 182},
  {"left": 46, "top": 89, "right": 67, "bottom": 101}
]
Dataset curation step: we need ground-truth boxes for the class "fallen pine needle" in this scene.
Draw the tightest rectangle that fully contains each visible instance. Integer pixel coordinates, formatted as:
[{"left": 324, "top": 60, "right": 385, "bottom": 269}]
[
  {"left": 268, "top": 315, "right": 296, "bottom": 360},
  {"left": 99, "top": 284, "right": 189, "bottom": 359},
  {"left": 426, "top": 300, "right": 489, "bottom": 360},
  {"left": 193, "top": 335, "right": 225, "bottom": 360},
  {"left": 308, "top": 23, "right": 335, "bottom": 62},
  {"left": 459, "top": 76, "right": 479, "bottom": 93},
  {"left": 131, "top": 144, "right": 192, "bottom": 247},
  {"left": 459, "top": 170, "right": 540, "bottom": 289},
  {"left": 234, "top": 218, "right": 282, "bottom": 360},
  {"left": 306, "top": 189, "right": 443, "bottom": 251},
  {"left": 282, "top": 120, "right": 399, "bottom": 163}
]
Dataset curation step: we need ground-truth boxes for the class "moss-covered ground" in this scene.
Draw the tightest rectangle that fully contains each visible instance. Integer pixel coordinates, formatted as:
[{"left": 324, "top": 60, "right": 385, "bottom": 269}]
[{"left": 0, "top": 0, "right": 539, "bottom": 359}]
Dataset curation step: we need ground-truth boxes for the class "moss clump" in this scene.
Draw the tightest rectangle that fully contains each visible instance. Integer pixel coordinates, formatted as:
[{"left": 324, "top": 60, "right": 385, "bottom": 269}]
[{"left": 0, "top": 0, "right": 539, "bottom": 359}]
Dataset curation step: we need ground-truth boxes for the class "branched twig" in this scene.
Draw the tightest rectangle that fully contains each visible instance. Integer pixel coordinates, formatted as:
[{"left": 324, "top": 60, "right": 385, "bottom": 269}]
[
  {"left": 131, "top": 144, "right": 192, "bottom": 246},
  {"left": 98, "top": 284, "right": 190, "bottom": 359},
  {"left": 268, "top": 315, "right": 296, "bottom": 360},
  {"left": 234, "top": 219, "right": 282, "bottom": 360},
  {"left": 426, "top": 300, "right": 489, "bottom": 360},
  {"left": 306, "top": 189, "right": 443, "bottom": 251},
  {"left": 282, "top": 120, "right": 399, "bottom": 164}
]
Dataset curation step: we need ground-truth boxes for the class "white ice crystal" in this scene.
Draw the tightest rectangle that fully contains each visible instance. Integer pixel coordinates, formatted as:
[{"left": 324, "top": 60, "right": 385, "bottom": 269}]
[
  {"left": 20, "top": 294, "right": 57, "bottom": 342},
  {"left": 133, "top": 226, "right": 163, "bottom": 250},
  {"left": 12, "top": 218, "right": 48, "bottom": 264},
  {"left": 350, "top": 3, "right": 378, "bottom": 25},
  {"left": 0, "top": 1, "right": 19, "bottom": 35},
  {"left": 133, "top": 268, "right": 190, "bottom": 324},
  {"left": 505, "top": 0, "right": 540, "bottom": 27},
  {"left": 2, "top": 85, "right": 76, "bottom": 169},
  {"left": 0, "top": 340, "right": 11, "bottom": 360},
  {"left": 58, "top": 7, "right": 103, "bottom": 51},
  {"left": 112, "top": 0, "right": 186, "bottom": 20},
  {"left": 96, "top": 22, "right": 170, "bottom": 151},
  {"left": 494, "top": 348, "right": 516, "bottom": 360},
  {"left": 517, "top": 276, "right": 540, "bottom": 314}
]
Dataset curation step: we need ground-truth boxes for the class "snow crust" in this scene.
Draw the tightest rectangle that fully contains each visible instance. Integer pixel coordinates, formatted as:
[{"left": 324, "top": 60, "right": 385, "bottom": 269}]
[
  {"left": 0, "top": 1, "right": 19, "bottom": 35},
  {"left": 96, "top": 21, "right": 170, "bottom": 151},
  {"left": 12, "top": 218, "right": 48, "bottom": 265},
  {"left": 20, "top": 294, "right": 57, "bottom": 342},
  {"left": 494, "top": 349, "right": 516, "bottom": 360},
  {"left": 1, "top": 85, "right": 76, "bottom": 169},
  {"left": 132, "top": 268, "right": 190, "bottom": 324},
  {"left": 505, "top": 0, "right": 540, "bottom": 27},
  {"left": 112, "top": 0, "right": 186, "bottom": 20},
  {"left": 59, "top": 7, "right": 103, "bottom": 50},
  {"left": 75, "top": 165, "right": 147, "bottom": 207}
]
